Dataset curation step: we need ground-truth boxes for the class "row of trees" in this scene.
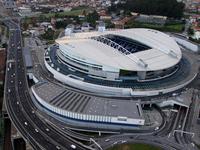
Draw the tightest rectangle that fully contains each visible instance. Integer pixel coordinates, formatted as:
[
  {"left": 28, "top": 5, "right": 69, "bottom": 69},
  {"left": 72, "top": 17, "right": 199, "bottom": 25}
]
[
  {"left": 55, "top": 11, "right": 100, "bottom": 29},
  {"left": 109, "top": 0, "right": 185, "bottom": 19},
  {"left": 22, "top": 10, "right": 100, "bottom": 30},
  {"left": 55, "top": 19, "right": 73, "bottom": 29}
]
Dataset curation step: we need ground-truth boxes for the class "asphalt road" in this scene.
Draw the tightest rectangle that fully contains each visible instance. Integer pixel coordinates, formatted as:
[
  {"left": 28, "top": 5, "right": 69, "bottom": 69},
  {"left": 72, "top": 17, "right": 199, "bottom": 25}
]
[{"left": 4, "top": 19, "right": 92, "bottom": 150}]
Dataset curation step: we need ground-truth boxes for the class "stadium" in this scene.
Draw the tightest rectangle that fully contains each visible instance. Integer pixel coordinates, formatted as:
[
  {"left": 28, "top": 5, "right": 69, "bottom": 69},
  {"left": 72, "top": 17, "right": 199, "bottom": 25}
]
[
  {"left": 43, "top": 28, "right": 195, "bottom": 97},
  {"left": 31, "top": 28, "right": 197, "bottom": 128}
]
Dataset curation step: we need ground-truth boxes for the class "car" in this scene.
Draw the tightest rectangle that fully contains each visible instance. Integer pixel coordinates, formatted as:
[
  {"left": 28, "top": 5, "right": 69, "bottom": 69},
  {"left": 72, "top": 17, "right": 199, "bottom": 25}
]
[
  {"left": 191, "top": 143, "right": 195, "bottom": 147},
  {"left": 105, "top": 139, "right": 110, "bottom": 142},
  {"left": 46, "top": 128, "right": 50, "bottom": 132},
  {"left": 70, "top": 145, "right": 76, "bottom": 149},
  {"left": 24, "top": 122, "right": 28, "bottom": 126},
  {"left": 121, "top": 140, "right": 126, "bottom": 143},
  {"left": 35, "top": 129, "right": 39, "bottom": 132},
  {"left": 172, "top": 93, "right": 178, "bottom": 96},
  {"left": 56, "top": 146, "right": 61, "bottom": 150}
]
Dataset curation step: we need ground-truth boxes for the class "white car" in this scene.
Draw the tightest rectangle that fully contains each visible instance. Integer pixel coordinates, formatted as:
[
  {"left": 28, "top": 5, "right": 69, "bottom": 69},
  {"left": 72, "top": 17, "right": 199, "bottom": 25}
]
[
  {"left": 105, "top": 139, "right": 110, "bottom": 142},
  {"left": 172, "top": 93, "right": 178, "bottom": 96},
  {"left": 70, "top": 145, "right": 76, "bottom": 149},
  {"left": 121, "top": 140, "right": 126, "bottom": 143}
]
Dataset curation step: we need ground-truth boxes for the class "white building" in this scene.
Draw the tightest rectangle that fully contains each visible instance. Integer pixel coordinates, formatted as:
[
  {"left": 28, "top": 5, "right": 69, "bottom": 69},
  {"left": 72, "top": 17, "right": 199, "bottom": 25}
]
[
  {"left": 18, "top": 6, "right": 32, "bottom": 16},
  {"left": 44, "top": 28, "right": 194, "bottom": 97},
  {"left": 55, "top": 28, "right": 181, "bottom": 80}
]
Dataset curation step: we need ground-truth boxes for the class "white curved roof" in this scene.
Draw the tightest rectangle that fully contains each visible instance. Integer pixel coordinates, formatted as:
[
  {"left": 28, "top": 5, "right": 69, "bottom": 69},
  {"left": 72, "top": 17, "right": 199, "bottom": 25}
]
[{"left": 56, "top": 28, "right": 182, "bottom": 71}]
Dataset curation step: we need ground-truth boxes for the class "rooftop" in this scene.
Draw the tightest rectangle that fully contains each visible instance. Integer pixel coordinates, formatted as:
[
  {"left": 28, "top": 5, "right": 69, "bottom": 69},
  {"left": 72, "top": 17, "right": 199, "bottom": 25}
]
[
  {"left": 56, "top": 28, "right": 182, "bottom": 71},
  {"left": 33, "top": 82, "right": 143, "bottom": 119},
  {"left": 23, "top": 47, "right": 33, "bottom": 68}
]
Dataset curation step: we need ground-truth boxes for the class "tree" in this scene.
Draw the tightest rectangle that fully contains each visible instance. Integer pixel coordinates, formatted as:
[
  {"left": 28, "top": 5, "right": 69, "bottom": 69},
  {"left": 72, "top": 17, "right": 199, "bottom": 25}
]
[
  {"left": 86, "top": 10, "right": 99, "bottom": 27},
  {"left": 41, "top": 28, "right": 55, "bottom": 40},
  {"left": 82, "top": 10, "right": 87, "bottom": 16},
  {"left": 2, "top": 43, "right": 7, "bottom": 48},
  {"left": 38, "top": 15, "right": 46, "bottom": 22},
  {"left": 108, "top": 0, "right": 185, "bottom": 19},
  {"left": 188, "top": 26, "right": 194, "bottom": 35},
  {"left": 55, "top": 19, "right": 72, "bottom": 29}
]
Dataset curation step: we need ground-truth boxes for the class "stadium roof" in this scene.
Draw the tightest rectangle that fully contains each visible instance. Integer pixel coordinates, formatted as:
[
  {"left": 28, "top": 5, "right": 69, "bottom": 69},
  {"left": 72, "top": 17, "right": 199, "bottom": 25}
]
[{"left": 56, "top": 28, "right": 182, "bottom": 71}]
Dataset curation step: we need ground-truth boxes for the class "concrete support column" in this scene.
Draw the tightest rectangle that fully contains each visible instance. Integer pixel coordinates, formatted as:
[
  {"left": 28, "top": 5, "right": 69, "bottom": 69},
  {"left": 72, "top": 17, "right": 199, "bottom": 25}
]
[
  {"left": 137, "top": 71, "right": 146, "bottom": 80},
  {"left": 150, "top": 103, "right": 152, "bottom": 107},
  {"left": 98, "top": 131, "right": 101, "bottom": 136}
]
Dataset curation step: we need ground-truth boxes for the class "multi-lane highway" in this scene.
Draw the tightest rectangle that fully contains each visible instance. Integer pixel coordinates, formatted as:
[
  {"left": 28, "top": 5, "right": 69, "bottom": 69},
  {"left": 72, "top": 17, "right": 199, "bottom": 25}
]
[{"left": 4, "top": 19, "right": 95, "bottom": 150}]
